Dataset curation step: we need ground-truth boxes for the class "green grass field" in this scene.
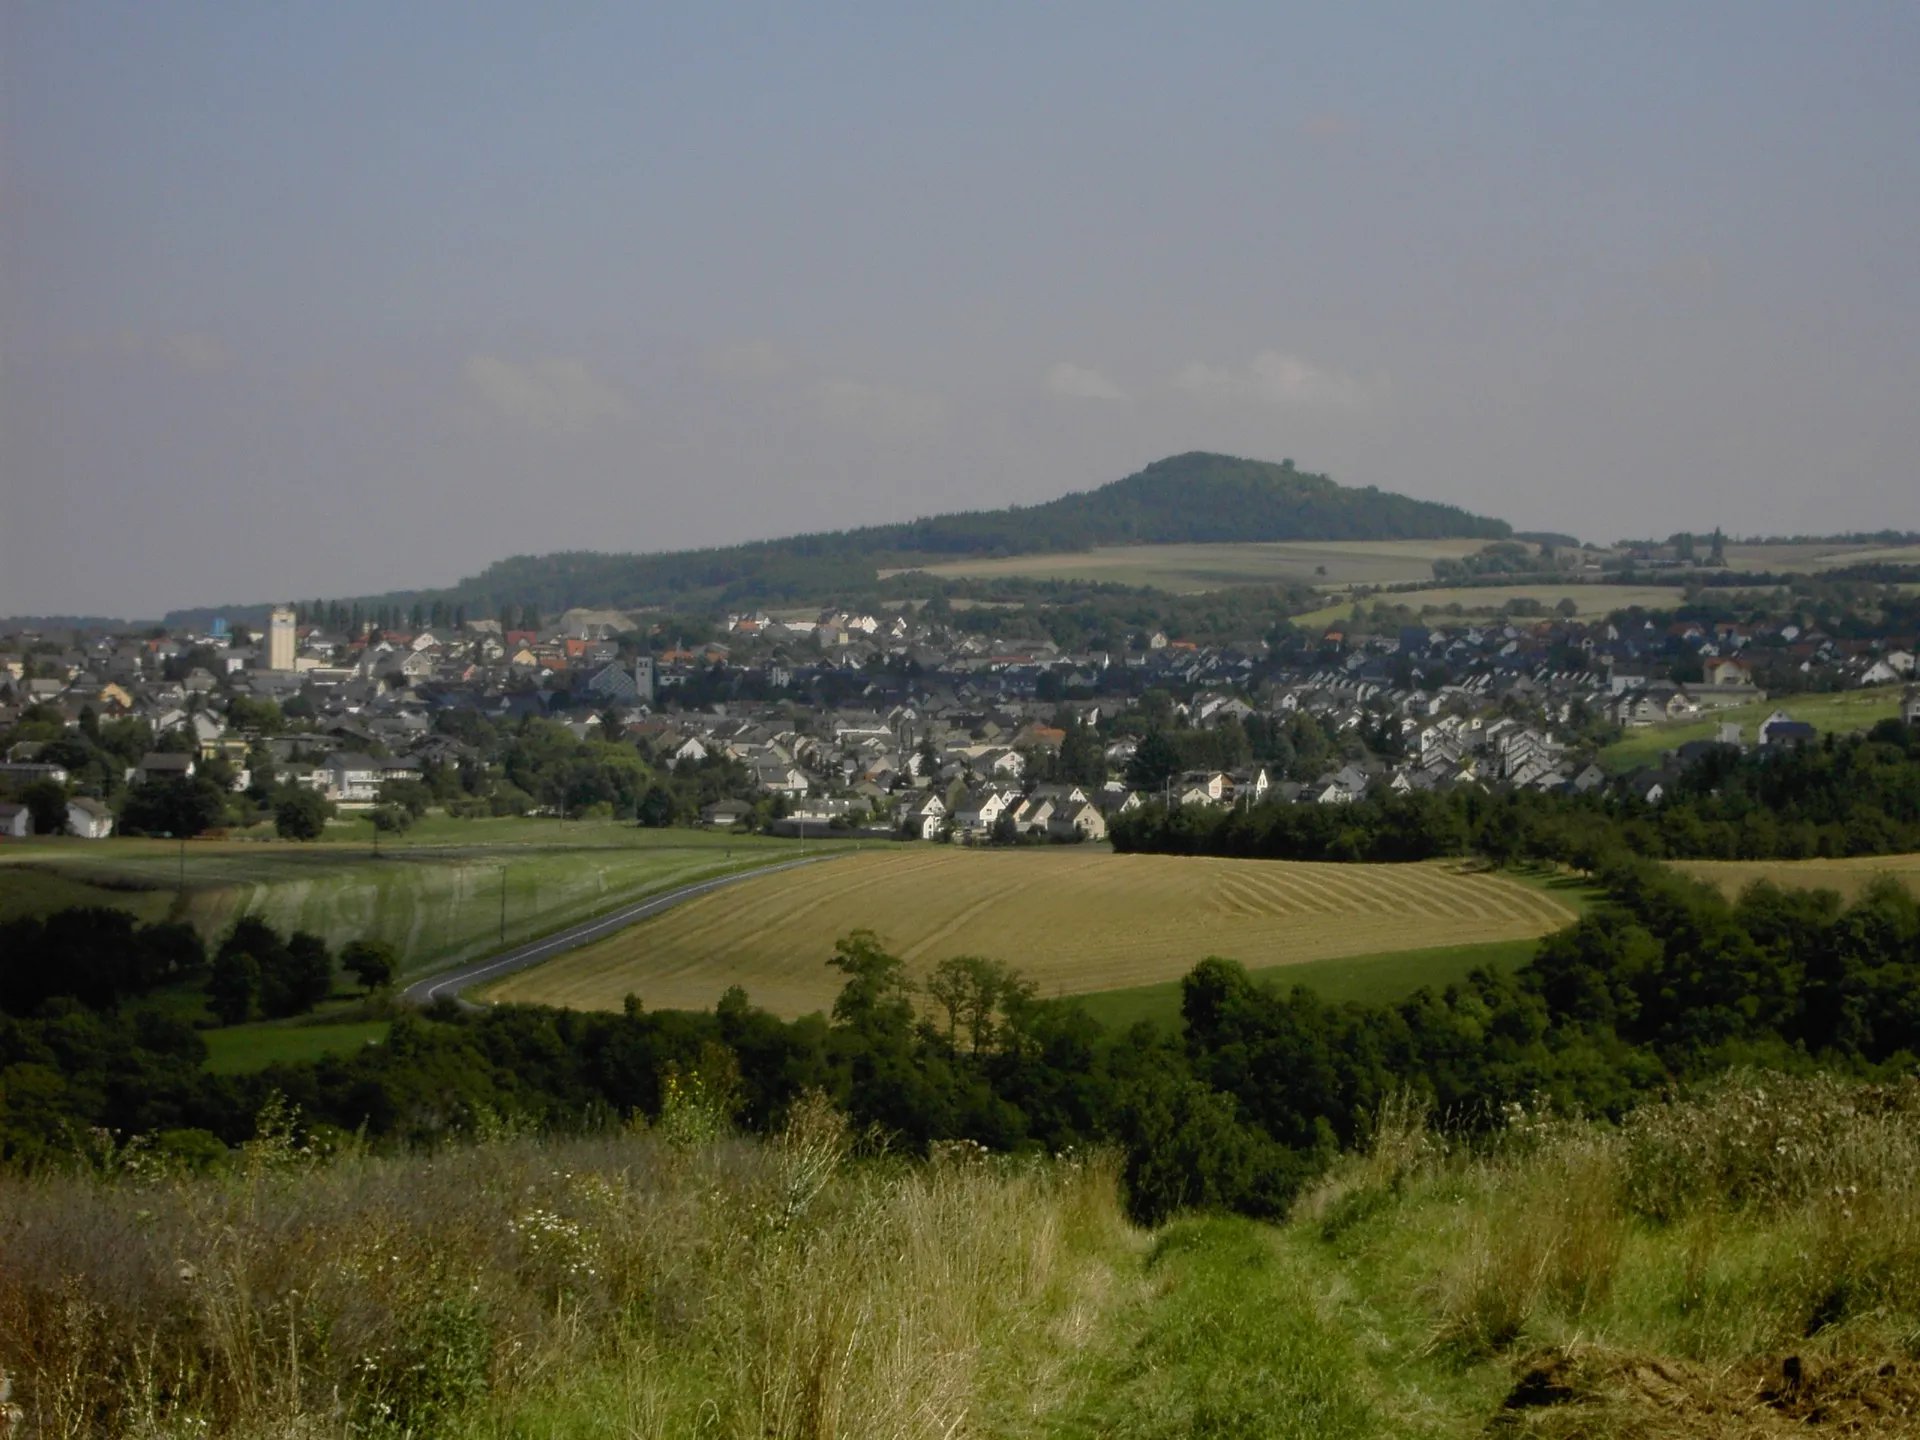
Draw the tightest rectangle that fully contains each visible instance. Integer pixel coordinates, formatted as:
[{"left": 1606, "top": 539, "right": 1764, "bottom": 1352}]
[
  {"left": 0, "top": 820, "right": 851, "bottom": 979},
  {"left": 1073, "top": 937, "right": 1543, "bottom": 1032},
  {"left": 1598, "top": 684, "right": 1907, "bottom": 772},
  {"left": 0, "top": 863, "right": 180, "bottom": 925},
  {"left": 202, "top": 1018, "right": 392, "bottom": 1073}
]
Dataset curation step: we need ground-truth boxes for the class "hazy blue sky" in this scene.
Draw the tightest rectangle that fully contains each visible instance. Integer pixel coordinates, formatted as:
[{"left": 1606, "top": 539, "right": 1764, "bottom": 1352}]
[{"left": 4, "top": 3, "right": 1918, "bottom": 617}]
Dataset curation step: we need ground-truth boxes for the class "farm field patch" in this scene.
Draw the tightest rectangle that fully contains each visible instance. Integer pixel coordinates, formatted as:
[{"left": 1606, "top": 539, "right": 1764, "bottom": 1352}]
[
  {"left": 484, "top": 849, "right": 1578, "bottom": 1018},
  {"left": 0, "top": 862, "right": 179, "bottom": 925},
  {"left": 1673, "top": 852, "right": 1920, "bottom": 903},
  {"left": 0, "top": 823, "right": 841, "bottom": 978},
  {"left": 1720, "top": 540, "right": 1920, "bottom": 571},
  {"left": 1598, "top": 684, "right": 1907, "bottom": 772},
  {"left": 1292, "top": 583, "right": 1687, "bottom": 630},
  {"left": 893, "top": 539, "right": 1490, "bottom": 592}
]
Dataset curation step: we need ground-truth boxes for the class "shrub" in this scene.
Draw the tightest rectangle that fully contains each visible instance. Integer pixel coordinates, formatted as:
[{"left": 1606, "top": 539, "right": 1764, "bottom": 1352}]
[
  {"left": 342, "top": 939, "right": 398, "bottom": 992},
  {"left": 273, "top": 785, "right": 331, "bottom": 840}
]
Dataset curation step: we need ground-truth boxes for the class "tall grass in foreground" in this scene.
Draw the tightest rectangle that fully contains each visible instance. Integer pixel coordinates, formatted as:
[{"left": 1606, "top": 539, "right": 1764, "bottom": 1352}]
[
  {"left": 0, "top": 1094, "right": 1131, "bottom": 1439},
  {"left": 1286, "top": 1072, "right": 1920, "bottom": 1435}
]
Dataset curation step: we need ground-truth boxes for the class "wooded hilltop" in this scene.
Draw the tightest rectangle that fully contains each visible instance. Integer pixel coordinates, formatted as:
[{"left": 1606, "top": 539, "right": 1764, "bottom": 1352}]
[{"left": 165, "top": 453, "right": 1511, "bottom": 626}]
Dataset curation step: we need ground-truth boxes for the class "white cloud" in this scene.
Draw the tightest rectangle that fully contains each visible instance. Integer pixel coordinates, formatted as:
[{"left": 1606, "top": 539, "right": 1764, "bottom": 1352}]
[
  {"left": 1173, "top": 350, "right": 1385, "bottom": 412},
  {"left": 709, "top": 339, "right": 791, "bottom": 377},
  {"left": 812, "top": 377, "right": 947, "bottom": 438},
  {"left": 106, "top": 329, "right": 228, "bottom": 373},
  {"left": 1044, "top": 361, "right": 1127, "bottom": 402},
  {"left": 463, "top": 355, "right": 628, "bottom": 435}
]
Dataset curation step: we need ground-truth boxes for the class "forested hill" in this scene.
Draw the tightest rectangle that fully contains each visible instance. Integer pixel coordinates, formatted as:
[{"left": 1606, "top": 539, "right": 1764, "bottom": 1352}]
[{"left": 170, "top": 452, "right": 1511, "bottom": 623}]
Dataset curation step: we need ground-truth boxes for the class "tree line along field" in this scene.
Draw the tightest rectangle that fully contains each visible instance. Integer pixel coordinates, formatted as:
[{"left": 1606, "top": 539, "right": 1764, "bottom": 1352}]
[
  {"left": 1073, "top": 936, "right": 1550, "bottom": 1033},
  {"left": 0, "top": 821, "right": 839, "bottom": 980},
  {"left": 483, "top": 848, "right": 1578, "bottom": 1018},
  {"left": 1673, "top": 851, "right": 1920, "bottom": 903}
]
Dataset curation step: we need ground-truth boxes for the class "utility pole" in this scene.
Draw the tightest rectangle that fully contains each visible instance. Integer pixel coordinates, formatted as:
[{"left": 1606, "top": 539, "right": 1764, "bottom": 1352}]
[{"left": 499, "top": 864, "right": 508, "bottom": 946}]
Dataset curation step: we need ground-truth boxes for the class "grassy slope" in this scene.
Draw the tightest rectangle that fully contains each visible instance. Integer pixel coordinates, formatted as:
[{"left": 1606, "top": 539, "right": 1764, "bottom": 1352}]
[
  {"left": 1043, "top": 1073, "right": 1920, "bottom": 1439},
  {"left": 202, "top": 1017, "right": 391, "bottom": 1073},
  {"left": 1598, "top": 684, "right": 1907, "bottom": 773},
  {"left": 484, "top": 850, "right": 1577, "bottom": 1018},
  {"left": 16, "top": 1074, "right": 1910, "bottom": 1437}
]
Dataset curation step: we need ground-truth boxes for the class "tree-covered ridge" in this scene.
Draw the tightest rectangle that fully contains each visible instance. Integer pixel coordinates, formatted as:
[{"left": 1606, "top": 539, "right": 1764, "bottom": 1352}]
[
  {"left": 883, "top": 452, "right": 1511, "bottom": 550},
  {"left": 171, "top": 453, "right": 1509, "bottom": 623}
]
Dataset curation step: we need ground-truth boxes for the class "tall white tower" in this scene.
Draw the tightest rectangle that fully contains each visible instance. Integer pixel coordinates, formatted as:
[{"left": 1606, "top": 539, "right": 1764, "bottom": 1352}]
[{"left": 268, "top": 606, "right": 296, "bottom": 671}]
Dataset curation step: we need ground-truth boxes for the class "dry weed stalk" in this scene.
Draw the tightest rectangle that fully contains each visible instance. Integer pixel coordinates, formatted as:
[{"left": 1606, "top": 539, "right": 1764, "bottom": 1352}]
[{"left": 0, "top": 1102, "right": 1127, "bottom": 1439}]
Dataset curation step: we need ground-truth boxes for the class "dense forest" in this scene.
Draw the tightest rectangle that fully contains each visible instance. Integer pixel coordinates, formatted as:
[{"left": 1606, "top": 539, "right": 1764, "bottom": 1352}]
[{"left": 164, "top": 453, "right": 1510, "bottom": 626}]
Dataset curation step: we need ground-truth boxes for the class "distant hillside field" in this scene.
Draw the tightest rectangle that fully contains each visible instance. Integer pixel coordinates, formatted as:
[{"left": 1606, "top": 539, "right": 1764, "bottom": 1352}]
[
  {"left": 0, "top": 824, "right": 834, "bottom": 978},
  {"left": 1291, "top": 581, "right": 1688, "bottom": 628},
  {"left": 1674, "top": 852, "right": 1920, "bottom": 903},
  {"left": 482, "top": 849, "right": 1577, "bottom": 1017},
  {"left": 893, "top": 538, "right": 1491, "bottom": 592},
  {"left": 1722, "top": 540, "right": 1920, "bottom": 571}
]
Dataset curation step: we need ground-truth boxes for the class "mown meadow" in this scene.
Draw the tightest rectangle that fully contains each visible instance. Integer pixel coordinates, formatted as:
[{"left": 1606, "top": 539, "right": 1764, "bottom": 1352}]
[{"left": 484, "top": 849, "right": 1575, "bottom": 1017}]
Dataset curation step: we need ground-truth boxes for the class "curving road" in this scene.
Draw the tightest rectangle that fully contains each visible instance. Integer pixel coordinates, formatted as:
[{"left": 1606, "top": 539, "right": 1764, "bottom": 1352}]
[{"left": 401, "top": 853, "right": 847, "bottom": 1009}]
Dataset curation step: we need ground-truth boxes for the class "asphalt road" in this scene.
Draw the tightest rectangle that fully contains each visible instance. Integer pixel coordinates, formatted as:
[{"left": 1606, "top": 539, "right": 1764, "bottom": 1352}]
[{"left": 401, "top": 853, "right": 846, "bottom": 1008}]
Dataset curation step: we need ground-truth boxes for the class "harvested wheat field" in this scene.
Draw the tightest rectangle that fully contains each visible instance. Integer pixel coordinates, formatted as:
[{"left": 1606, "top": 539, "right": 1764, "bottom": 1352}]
[
  {"left": 1674, "top": 852, "right": 1920, "bottom": 903},
  {"left": 483, "top": 849, "right": 1577, "bottom": 1017}
]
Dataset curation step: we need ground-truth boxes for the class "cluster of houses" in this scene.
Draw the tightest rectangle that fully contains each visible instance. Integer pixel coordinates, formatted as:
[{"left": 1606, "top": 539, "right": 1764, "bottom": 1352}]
[{"left": 3, "top": 600, "right": 1919, "bottom": 838}]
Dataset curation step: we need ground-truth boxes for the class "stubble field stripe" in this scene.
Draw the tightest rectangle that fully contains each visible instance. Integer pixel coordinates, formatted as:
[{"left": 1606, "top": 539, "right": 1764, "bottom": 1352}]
[
  {"left": 1378, "top": 868, "right": 1490, "bottom": 921},
  {"left": 653, "top": 851, "right": 953, "bottom": 950}
]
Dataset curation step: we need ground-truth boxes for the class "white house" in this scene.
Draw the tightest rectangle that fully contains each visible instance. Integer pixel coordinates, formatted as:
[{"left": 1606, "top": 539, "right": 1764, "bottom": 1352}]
[
  {"left": 66, "top": 796, "right": 114, "bottom": 839},
  {"left": 699, "top": 799, "right": 754, "bottom": 828},
  {"left": 898, "top": 792, "right": 947, "bottom": 840},
  {"left": 952, "top": 788, "right": 1012, "bottom": 832},
  {"left": 752, "top": 761, "right": 811, "bottom": 796},
  {"left": 1009, "top": 793, "right": 1056, "bottom": 833},
  {"left": 1047, "top": 801, "right": 1108, "bottom": 843},
  {"left": 322, "top": 753, "right": 382, "bottom": 803},
  {"left": 0, "top": 803, "right": 31, "bottom": 837},
  {"left": 667, "top": 735, "right": 710, "bottom": 767}
]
